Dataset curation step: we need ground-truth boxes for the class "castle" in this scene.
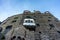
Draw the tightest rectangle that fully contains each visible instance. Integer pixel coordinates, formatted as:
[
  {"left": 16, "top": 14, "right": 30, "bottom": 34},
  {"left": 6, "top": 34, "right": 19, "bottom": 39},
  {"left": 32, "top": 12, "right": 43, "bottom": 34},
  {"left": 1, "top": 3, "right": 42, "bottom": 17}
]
[{"left": 0, "top": 10, "right": 60, "bottom": 40}]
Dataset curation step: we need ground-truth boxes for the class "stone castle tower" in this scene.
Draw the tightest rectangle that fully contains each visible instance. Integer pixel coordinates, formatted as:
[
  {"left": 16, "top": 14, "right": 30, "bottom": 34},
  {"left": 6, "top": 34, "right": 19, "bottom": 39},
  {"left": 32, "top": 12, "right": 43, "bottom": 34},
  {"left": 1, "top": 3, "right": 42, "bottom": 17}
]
[{"left": 0, "top": 10, "right": 60, "bottom": 40}]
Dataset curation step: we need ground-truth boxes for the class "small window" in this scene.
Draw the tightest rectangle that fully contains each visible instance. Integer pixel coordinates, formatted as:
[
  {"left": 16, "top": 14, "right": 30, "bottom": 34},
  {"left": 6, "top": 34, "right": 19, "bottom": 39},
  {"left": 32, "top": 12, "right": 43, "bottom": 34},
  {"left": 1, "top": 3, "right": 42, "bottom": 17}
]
[
  {"left": 55, "top": 18, "right": 59, "bottom": 22},
  {"left": 26, "top": 16, "right": 31, "bottom": 18},
  {"left": 17, "top": 36, "right": 21, "bottom": 40},
  {"left": 49, "top": 24, "right": 55, "bottom": 29},
  {"left": 11, "top": 20, "right": 16, "bottom": 23},
  {"left": 39, "top": 32, "right": 41, "bottom": 34},
  {"left": 48, "top": 20, "right": 51, "bottom": 22},
  {"left": 49, "top": 24, "right": 55, "bottom": 27},
  {"left": 25, "top": 20, "right": 28, "bottom": 23},
  {"left": 36, "top": 23, "right": 40, "bottom": 26},
  {"left": 48, "top": 17, "right": 51, "bottom": 18},
  {"left": 13, "top": 36, "right": 16, "bottom": 39},
  {"left": 30, "top": 21, "right": 33, "bottom": 23},
  {"left": 28, "top": 20, "right": 30, "bottom": 23},
  {"left": 57, "top": 31, "right": 60, "bottom": 33},
  {"left": 4, "top": 25, "right": 12, "bottom": 34},
  {"left": 6, "top": 25, "right": 12, "bottom": 29},
  {"left": 11, "top": 36, "right": 16, "bottom": 40},
  {"left": 24, "top": 19, "right": 35, "bottom": 23},
  {"left": 29, "top": 28, "right": 35, "bottom": 31},
  {"left": 14, "top": 17, "right": 18, "bottom": 19}
]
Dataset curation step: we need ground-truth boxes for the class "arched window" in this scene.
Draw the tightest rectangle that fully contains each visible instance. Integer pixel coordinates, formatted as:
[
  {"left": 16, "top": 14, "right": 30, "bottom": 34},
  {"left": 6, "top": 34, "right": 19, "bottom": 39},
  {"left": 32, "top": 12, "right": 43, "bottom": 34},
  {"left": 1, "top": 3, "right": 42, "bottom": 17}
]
[{"left": 17, "top": 36, "right": 21, "bottom": 40}]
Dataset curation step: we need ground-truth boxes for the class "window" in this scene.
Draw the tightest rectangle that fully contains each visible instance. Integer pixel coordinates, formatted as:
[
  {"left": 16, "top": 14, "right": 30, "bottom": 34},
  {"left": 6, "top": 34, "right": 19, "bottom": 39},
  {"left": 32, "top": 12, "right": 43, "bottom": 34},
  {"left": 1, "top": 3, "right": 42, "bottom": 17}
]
[
  {"left": 36, "top": 23, "right": 40, "bottom": 26},
  {"left": 11, "top": 20, "right": 16, "bottom": 23},
  {"left": 6, "top": 25, "right": 12, "bottom": 29},
  {"left": 39, "top": 32, "right": 41, "bottom": 34},
  {"left": 14, "top": 17, "right": 18, "bottom": 19},
  {"left": 28, "top": 20, "right": 30, "bottom": 23},
  {"left": 11, "top": 36, "right": 16, "bottom": 40},
  {"left": 0, "top": 27, "right": 3, "bottom": 32},
  {"left": 4, "top": 25, "right": 12, "bottom": 34},
  {"left": 17, "top": 36, "right": 21, "bottom": 40},
  {"left": 25, "top": 20, "right": 33, "bottom": 23},
  {"left": 49, "top": 24, "right": 55, "bottom": 29},
  {"left": 13, "top": 36, "right": 16, "bottom": 39},
  {"left": 25, "top": 20, "right": 28, "bottom": 23},
  {"left": 57, "top": 31, "right": 60, "bottom": 34},
  {"left": 30, "top": 21, "right": 33, "bottom": 23},
  {"left": 29, "top": 28, "right": 35, "bottom": 31},
  {"left": 48, "top": 20, "right": 51, "bottom": 22},
  {"left": 49, "top": 24, "right": 55, "bottom": 27},
  {"left": 55, "top": 18, "right": 59, "bottom": 22},
  {"left": 26, "top": 16, "right": 31, "bottom": 18},
  {"left": 48, "top": 17, "right": 51, "bottom": 18}
]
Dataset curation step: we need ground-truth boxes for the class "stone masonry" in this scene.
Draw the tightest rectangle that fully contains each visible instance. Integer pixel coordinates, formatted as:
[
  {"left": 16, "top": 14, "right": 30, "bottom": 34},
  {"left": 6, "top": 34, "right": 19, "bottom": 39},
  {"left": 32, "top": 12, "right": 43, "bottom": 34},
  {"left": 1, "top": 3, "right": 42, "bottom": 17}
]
[{"left": 0, "top": 10, "right": 60, "bottom": 40}]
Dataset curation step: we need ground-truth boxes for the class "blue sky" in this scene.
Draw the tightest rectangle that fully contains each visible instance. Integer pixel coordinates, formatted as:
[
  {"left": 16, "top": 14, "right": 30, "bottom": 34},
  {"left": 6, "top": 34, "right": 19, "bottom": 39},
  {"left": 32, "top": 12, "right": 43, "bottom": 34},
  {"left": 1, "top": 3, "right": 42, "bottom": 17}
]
[{"left": 0, "top": 0, "right": 60, "bottom": 21}]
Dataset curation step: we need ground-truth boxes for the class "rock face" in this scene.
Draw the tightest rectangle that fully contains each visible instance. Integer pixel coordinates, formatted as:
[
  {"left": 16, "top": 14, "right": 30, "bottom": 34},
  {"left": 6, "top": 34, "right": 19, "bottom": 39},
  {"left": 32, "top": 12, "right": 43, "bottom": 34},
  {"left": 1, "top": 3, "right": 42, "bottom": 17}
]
[{"left": 0, "top": 10, "right": 60, "bottom": 40}]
